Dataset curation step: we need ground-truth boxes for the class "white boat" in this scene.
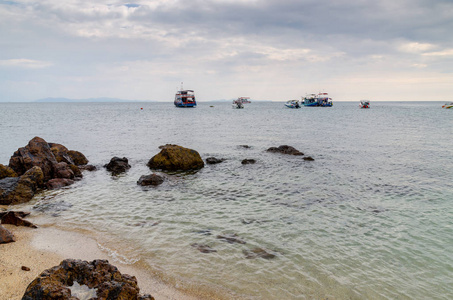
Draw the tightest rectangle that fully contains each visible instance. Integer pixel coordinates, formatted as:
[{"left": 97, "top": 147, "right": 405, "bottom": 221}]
[
  {"left": 302, "top": 92, "right": 333, "bottom": 107},
  {"left": 174, "top": 83, "right": 196, "bottom": 108},
  {"left": 284, "top": 100, "right": 301, "bottom": 108},
  {"left": 232, "top": 97, "right": 249, "bottom": 109},
  {"left": 442, "top": 102, "right": 453, "bottom": 109},
  {"left": 359, "top": 100, "right": 370, "bottom": 108}
]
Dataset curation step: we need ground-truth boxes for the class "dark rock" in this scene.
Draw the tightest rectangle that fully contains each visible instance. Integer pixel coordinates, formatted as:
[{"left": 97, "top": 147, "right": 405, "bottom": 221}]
[
  {"left": 0, "top": 211, "right": 30, "bottom": 219},
  {"left": 243, "top": 248, "right": 276, "bottom": 259},
  {"left": 267, "top": 145, "right": 304, "bottom": 156},
  {"left": 79, "top": 164, "right": 97, "bottom": 171},
  {"left": 22, "top": 266, "right": 31, "bottom": 271},
  {"left": 104, "top": 157, "right": 131, "bottom": 175},
  {"left": 8, "top": 137, "right": 58, "bottom": 181},
  {"left": 239, "top": 145, "right": 252, "bottom": 149},
  {"left": 148, "top": 145, "right": 204, "bottom": 171},
  {"left": 54, "top": 162, "right": 75, "bottom": 179},
  {"left": 49, "top": 143, "right": 74, "bottom": 165},
  {"left": 68, "top": 164, "right": 82, "bottom": 178},
  {"left": 217, "top": 233, "right": 246, "bottom": 244},
  {"left": 0, "top": 224, "right": 15, "bottom": 244},
  {"left": 303, "top": 156, "right": 315, "bottom": 161},
  {"left": 190, "top": 243, "right": 217, "bottom": 253},
  {"left": 205, "top": 157, "right": 225, "bottom": 165},
  {"left": 0, "top": 164, "right": 18, "bottom": 179},
  {"left": 0, "top": 167, "right": 44, "bottom": 205},
  {"left": 46, "top": 178, "right": 74, "bottom": 190},
  {"left": 22, "top": 259, "right": 154, "bottom": 300},
  {"left": 137, "top": 174, "right": 164, "bottom": 186},
  {"left": 241, "top": 159, "right": 256, "bottom": 165},
  {"left": 67, "top": 150, "right": 89, "bottom": 166},
  {"left": 1, "top": 211, "right": 37, "bottom": 228}
]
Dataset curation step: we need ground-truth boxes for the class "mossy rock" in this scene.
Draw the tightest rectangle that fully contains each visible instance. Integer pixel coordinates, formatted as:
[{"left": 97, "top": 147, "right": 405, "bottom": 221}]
[{"left": 147, "top": 145, "right": 204, "bottom": 171}]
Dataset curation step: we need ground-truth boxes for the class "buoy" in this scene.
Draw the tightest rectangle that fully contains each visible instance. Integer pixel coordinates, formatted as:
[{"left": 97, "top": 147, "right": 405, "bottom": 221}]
[{"left": 141, "top": 108, "right": 143, "bottom": 110}]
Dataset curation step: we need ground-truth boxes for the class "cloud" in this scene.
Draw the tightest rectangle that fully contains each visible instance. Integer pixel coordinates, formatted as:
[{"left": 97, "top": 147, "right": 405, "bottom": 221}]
[
  {"left": 0, "top": 59, "right": 53, "bottom": 68},
  {"left": 1, "top": 0, "right": 453, "bottom": 101}
]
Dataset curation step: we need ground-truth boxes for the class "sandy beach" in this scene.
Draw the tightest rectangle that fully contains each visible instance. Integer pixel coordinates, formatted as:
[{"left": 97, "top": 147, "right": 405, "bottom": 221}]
[{"left": 0, "top": 223, "right": 216, "bottom": 300}]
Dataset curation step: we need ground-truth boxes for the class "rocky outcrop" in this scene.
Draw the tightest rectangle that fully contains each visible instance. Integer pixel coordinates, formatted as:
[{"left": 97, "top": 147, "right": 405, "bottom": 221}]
[
  {"left": 0, "top": 224, "right": 15, "bottom": 244},
  {"left": 0, "top": 164, "right": 17, "bottom": 179},
  {"left": 0, "top": 166, "right": 44, "bottom": 205},
  {"left": 9, "top": 137, "right": 58, "bottom": 181},
  {"left": 67, "top": 150, "right": 89, "bottom": 166},
  {"left": 267, "top": 145, "right": 304, "bottom": 156},
  {"left": 147, "top": 145, "right": 204, "bottom": 171},
  {"left": 49, "top": 143, "right": 74, "bottom": 165},
  {"left": 205, "top": 157, "right": 225, "bottom": 165},
  {"left": 137, "top": 174, "right": 164, "bottom": 186},
  {"left": 104, "top": 157, "right": 131, "bottom": 175},
  {"left": 22, "top": 259, "right": 154, "bottom": 300}
]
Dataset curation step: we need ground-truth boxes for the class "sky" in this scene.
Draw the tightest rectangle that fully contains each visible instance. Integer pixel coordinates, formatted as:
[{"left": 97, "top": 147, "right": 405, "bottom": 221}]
[{"left": 1, "top": 0, "right": 452, "bottom": 102}]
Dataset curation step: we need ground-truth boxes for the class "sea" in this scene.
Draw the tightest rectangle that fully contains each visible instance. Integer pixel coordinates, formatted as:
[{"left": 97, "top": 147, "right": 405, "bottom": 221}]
[{"left": 1, "top": 101, "right": 452, "bottom": 299}]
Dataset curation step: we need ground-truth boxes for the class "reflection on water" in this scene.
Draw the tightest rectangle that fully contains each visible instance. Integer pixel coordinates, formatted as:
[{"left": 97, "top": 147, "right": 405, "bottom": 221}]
[{"left": 2, "top": 101, "right": 453, "bottom": 299}]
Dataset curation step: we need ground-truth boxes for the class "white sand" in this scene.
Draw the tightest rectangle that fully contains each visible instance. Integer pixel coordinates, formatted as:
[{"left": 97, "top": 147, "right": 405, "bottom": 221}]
[{"left": 0, "top": 225, "right": 220, "bottom": 300}]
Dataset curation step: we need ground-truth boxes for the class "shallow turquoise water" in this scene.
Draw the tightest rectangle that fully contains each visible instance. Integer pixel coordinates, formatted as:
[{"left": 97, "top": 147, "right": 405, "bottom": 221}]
[{"left": 1, "top": 101, "right": 452, "bottom": 299}]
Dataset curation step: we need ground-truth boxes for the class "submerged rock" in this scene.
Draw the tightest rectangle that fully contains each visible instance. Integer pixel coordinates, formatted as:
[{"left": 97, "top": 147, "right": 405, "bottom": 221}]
[
  {"left": 191, "top": 243, "right": 217, "bottom": 253},
  {"left": 79, "top": 164, "right": 97, "bottom": 172},
  {"left": 104, "top": 157, "right": 131, "bottom": 175},
  {"left": 217, "top": 233, "right": 246, "bottom": 244},
  {"left": 137, "top": 174, "right": 164, "bottom": 186},
  {"left": 0, "top": 224, "right": 15, "bottom": 244},
  {"left": 241, "top": 159, "right": 256, "bottom": 165},
  {"left": 22, "top": 259, "right": 154, "bottom": 300},
  {"left": 205, "top": 157, "right": 225, "bottom": 165},
  {"left": 303, "top": 156, "right": 315, "bottom": 161},
  {"left": 148, "top": 145, "right": 204, "bottom": 171},
  {"left": 267, "top": 145, "right": 304, "bottom": 156},
  {"left": 243, "top": 247, "right": 276, "bottom": 259}
]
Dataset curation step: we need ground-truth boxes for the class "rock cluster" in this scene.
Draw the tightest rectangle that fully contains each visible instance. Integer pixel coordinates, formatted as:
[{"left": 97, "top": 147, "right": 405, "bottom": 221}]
[
  {"left": 22, "top": 259, "right": 154, "bottom": 300},
  {"left": 0, "top": 137, "right": 93, "bottom": 205}
]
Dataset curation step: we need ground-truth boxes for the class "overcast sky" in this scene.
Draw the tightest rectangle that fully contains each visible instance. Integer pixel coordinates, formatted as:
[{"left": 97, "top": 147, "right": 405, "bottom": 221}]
[{"left": 1, "top": 0, "right": 452, "bottom": 102}]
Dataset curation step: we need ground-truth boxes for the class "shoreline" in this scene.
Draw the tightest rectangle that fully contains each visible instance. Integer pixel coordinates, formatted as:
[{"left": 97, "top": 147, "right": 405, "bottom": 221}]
[{"left": 0, "top": 224, "right": 220, "bottom": 300}]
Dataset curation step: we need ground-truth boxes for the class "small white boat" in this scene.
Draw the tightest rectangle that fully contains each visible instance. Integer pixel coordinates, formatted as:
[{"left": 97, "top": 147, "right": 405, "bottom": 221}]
[
  {"left": 359, "top": 100, "right": 370, "bottom": 108},
  {"left": 442, "top": 102, "right": 453, "bottom": 109},
  {"left": 284, "top": 100, "right": 301, "bottom": 108},
  {"left": 232, "top": 97, "right": 249, "bottom": 109}
]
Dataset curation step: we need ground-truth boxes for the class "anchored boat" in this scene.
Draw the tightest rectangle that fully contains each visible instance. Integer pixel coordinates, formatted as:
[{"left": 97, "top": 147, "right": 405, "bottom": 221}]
[
  {"left": 442, "top": 102, "right": 453, "bottom": 109},
  {"left": 284, "top": 100, "right": 301, "bottom": 108},
  {"left": 174, "top": 84, "right": 196, "bottom": 107},
  {"left": 302, "top": 93, "right": 333, "bottom": 107},
  {"left": 232, "top": 97, "right": 250, "bottom": 109},
  {"left": 360, "top": 100, "right": 370, "bottom": 108}
]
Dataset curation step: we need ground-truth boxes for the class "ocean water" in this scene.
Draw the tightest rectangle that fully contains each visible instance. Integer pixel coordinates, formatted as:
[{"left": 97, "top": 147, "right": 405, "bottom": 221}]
[{"left": 1, "top": 101, "right": 452, "bottom": 299}]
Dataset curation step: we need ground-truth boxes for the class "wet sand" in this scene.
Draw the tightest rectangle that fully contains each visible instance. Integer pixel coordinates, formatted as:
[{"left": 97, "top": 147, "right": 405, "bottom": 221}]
[{"left": 0, "top": 225, "right": 213, "bottom": 300}]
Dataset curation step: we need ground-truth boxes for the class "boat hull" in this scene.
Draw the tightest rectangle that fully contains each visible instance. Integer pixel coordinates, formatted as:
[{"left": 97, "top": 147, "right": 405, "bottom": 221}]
[{"left": 174, "top": 101, "right": 196, "bottom": 107}]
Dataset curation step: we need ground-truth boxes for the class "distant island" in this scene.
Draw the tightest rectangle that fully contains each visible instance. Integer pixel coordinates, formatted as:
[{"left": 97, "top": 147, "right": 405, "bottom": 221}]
[{"left": 34, "top": 97, "right": 149, "bottom": 103}]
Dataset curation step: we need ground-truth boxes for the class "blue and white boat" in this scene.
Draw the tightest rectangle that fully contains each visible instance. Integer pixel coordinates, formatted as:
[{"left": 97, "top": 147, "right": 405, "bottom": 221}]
[
  {"left": 284, "top": 100, "right": 301, "bottom": 108},
  {"left": 174, "top": 86, "right": 196, "bottom": 107},
  {"left": 302, "top": 92, "right": 333, "bottom": 107}
]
